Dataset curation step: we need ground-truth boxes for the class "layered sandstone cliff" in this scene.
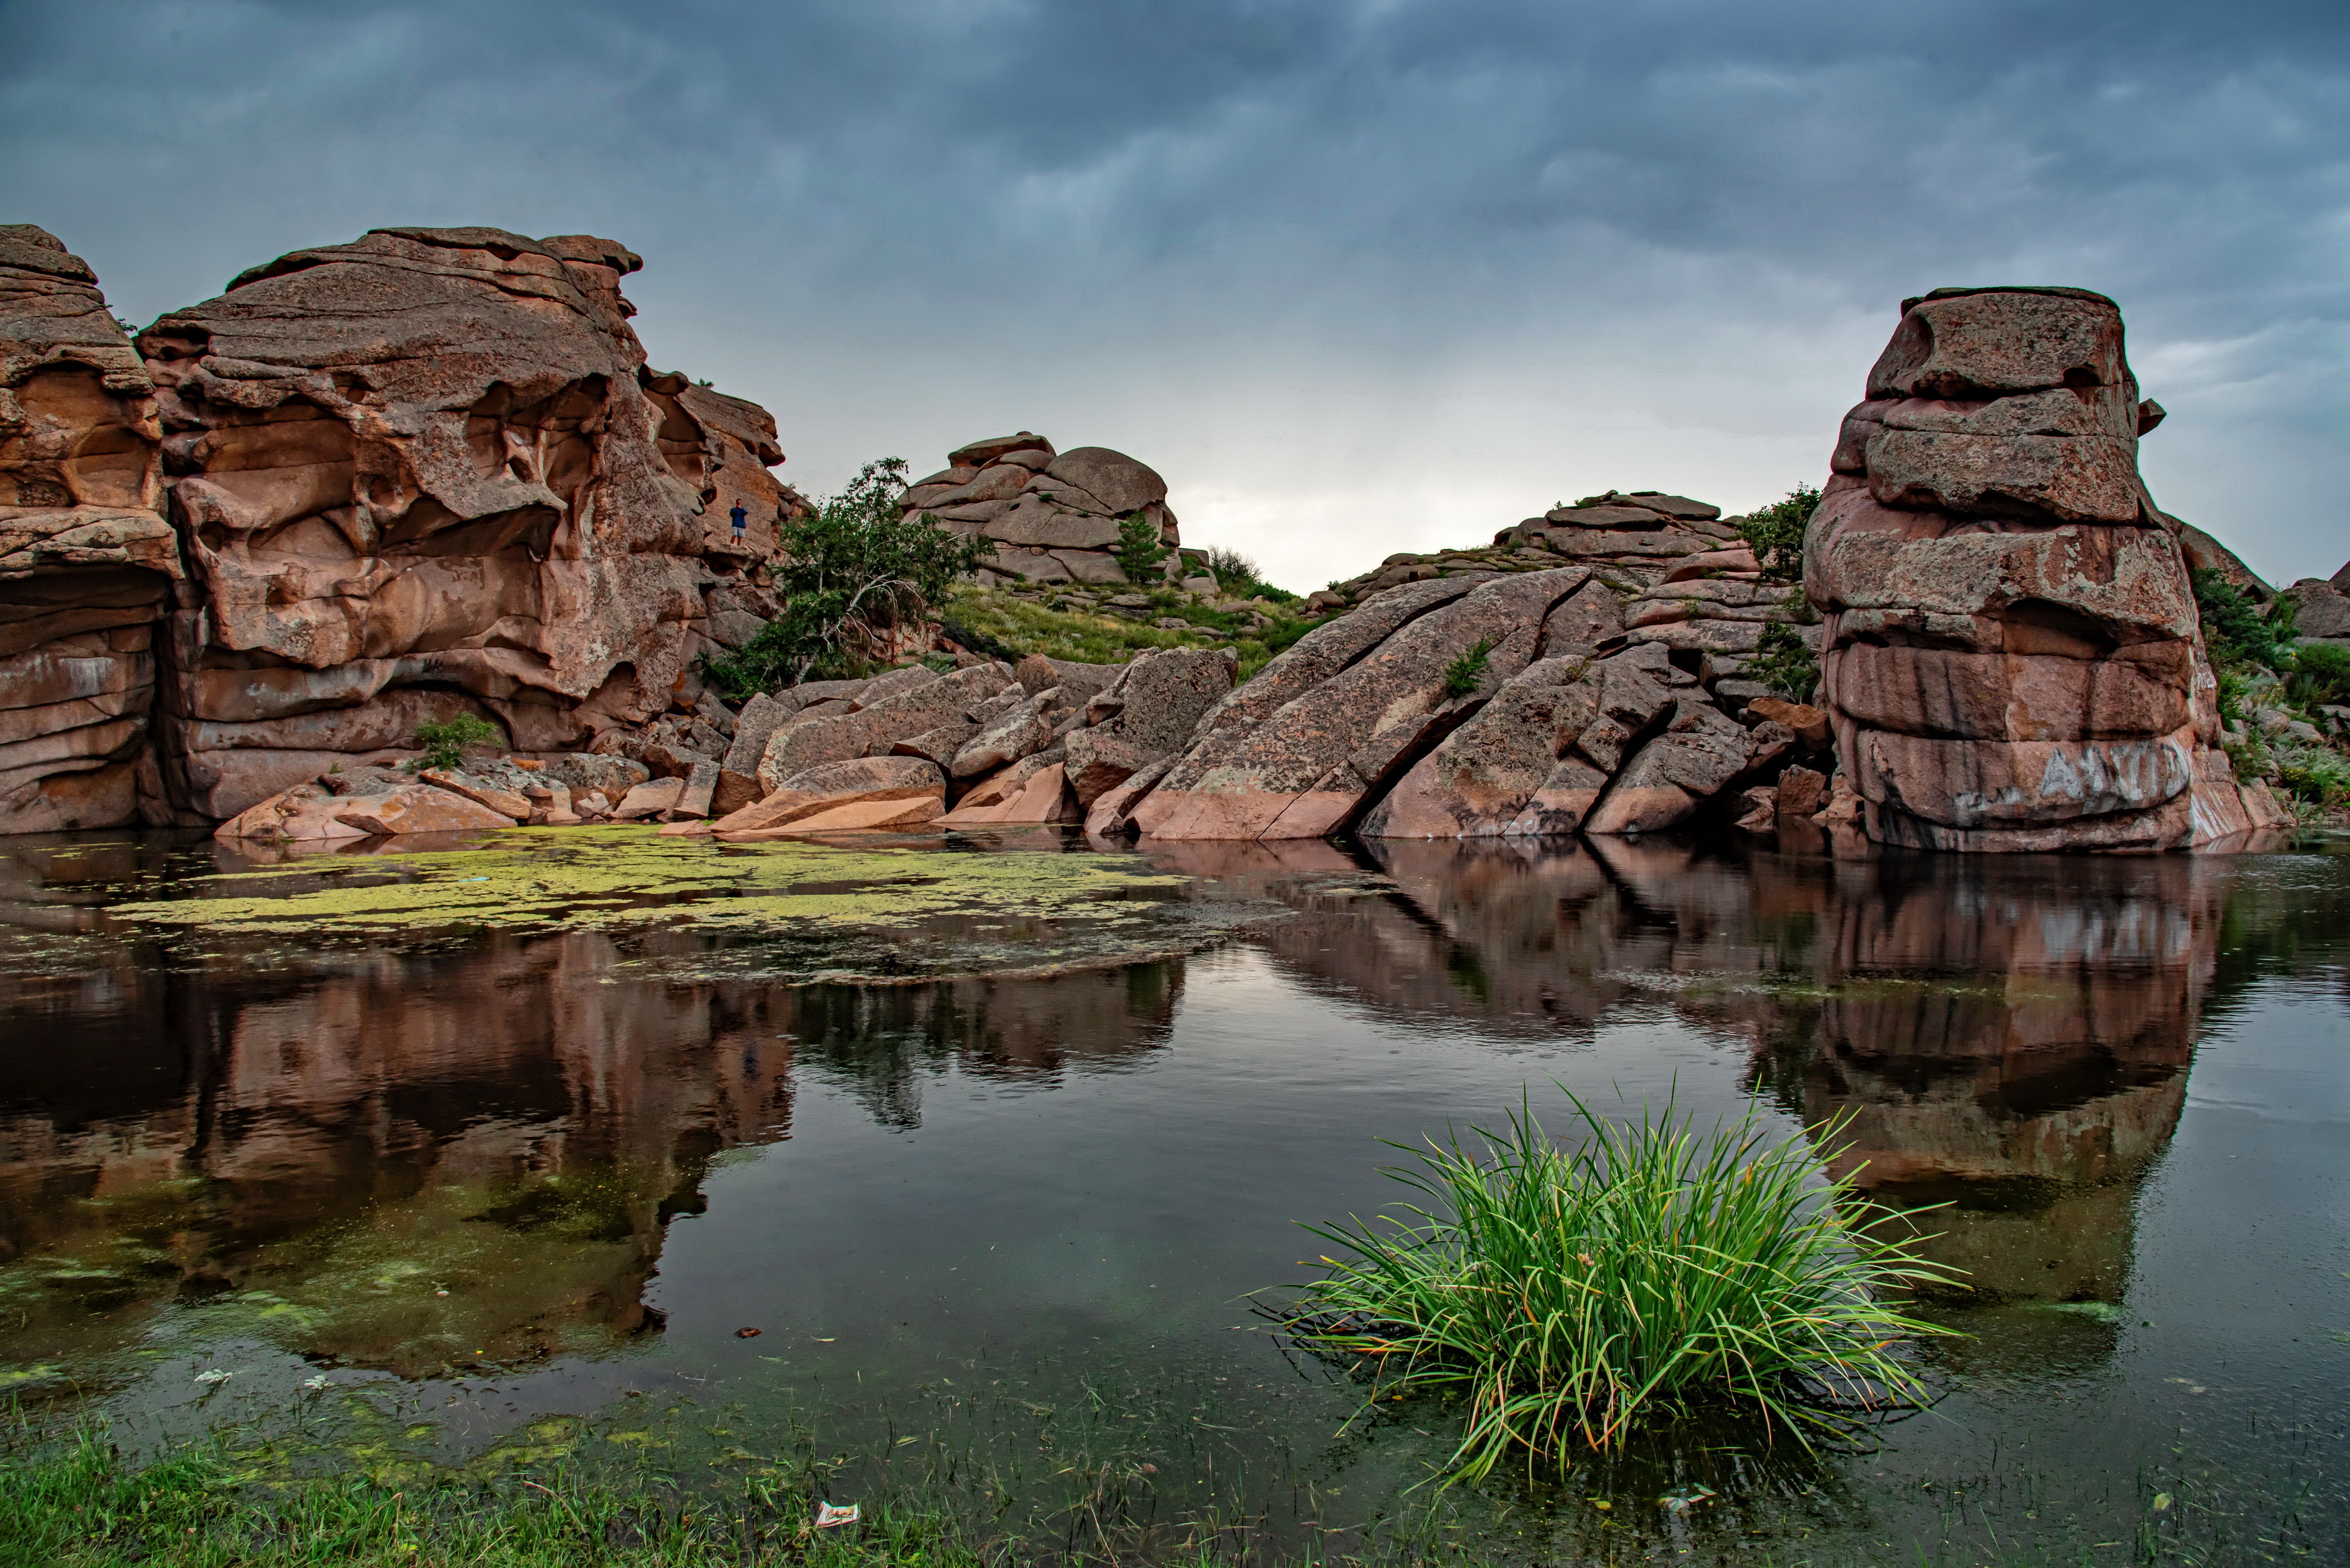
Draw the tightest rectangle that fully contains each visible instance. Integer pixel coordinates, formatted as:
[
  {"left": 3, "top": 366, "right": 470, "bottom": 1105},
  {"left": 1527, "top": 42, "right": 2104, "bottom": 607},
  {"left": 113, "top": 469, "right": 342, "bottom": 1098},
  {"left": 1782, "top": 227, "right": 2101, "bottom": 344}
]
[
  {"left": 134, "top": 226, "right": 799, "bottom": 821},
  {"left": 0, "top": 226, "right": 181, "bottom": 831},
  {"left": 1806, "top": 287, "right": 2290, "bottom": 850}
]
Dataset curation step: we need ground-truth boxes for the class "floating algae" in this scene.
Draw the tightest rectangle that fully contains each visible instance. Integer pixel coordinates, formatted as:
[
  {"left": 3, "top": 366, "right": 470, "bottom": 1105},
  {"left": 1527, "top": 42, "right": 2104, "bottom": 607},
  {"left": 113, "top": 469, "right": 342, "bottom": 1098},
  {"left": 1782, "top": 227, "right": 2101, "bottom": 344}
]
[
  {"left": 109, "top": 828, "right": 1182, "bottom": 936},
  {"left": 94, "top": 827, "right": 1262, "bottom": 983}
]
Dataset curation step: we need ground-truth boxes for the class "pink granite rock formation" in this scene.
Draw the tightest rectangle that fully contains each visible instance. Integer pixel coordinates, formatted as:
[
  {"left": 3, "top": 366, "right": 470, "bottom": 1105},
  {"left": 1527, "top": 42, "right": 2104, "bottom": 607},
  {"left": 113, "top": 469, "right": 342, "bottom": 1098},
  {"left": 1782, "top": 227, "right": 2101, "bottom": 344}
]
[
  {"left": 896, "top": 432, "right": 1180, "bottom": 587},
  {"left": 136, "top": 226, "right": 798, "bottom": 821},
  {"left": 0, "top": 226, "right": 181, "bottom": 832},
  {"left": 1808, "top": 286, "right": 2290, "bottom": 850}
]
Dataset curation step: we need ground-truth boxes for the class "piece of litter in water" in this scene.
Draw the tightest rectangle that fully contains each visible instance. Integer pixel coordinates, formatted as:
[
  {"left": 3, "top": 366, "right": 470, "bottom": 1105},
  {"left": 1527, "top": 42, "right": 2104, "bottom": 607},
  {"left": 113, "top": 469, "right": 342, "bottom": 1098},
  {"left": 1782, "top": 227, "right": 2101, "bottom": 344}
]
[
  {"left": 193, "top": 1369, "right": 232, "bottom": 1385},
  {"left": 735, "top": 1327, "right": 762, "bottom": 1338},
  {"left": 301, "top": 1373, "right": 332, "bottom": 1391},
  {"left": 814, "top": 1336, "right": 836, "bottom": 1342},
  {"left": 1659, "top": 1485, "right": 1715, "bottom": 1514},
  {"left": 2152, "top": 1493, "right": 2173, "bottom": 1512},
  {"left": 814, "top": 1502, "right": 859, "bottom": 1529}
]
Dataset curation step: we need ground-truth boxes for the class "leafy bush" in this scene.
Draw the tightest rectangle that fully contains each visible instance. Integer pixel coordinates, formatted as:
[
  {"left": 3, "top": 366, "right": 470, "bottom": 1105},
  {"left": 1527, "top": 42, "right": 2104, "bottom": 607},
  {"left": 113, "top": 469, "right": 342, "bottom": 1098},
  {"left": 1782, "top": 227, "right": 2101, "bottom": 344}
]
[
  {"left": 703, "top": 458, "right": 990, "bottom": 699},
  {"left": 2288, "top": 640, "right": 2350, "bottom": 709},
  {"left": 410, "top": 713, "right": 502, "bottom": 773},
  {"left": 1201, "top": 545, "right": 1301, "bottom": 603},
  {"left": 1746, "top": 618, "right": 1820, "bottom": 703},
  {"left": 1113, "top": 511, "right": 1173, "bottom": 583},
  {"left": 1290, "top": 1091, "right": 1955, "bottom": 1481},
  {"left": 1736, "top": 483, "right": 1821, "bottom": 582},
  {"left": 2194, "top": 569, "right": 2296, "bottom": 671},
  {"left": 1443, "top": 638, "right": 1494, "bottom": 697},
  {"left": 2277, "top": 745, "right": 2350, "bottom": 812}
]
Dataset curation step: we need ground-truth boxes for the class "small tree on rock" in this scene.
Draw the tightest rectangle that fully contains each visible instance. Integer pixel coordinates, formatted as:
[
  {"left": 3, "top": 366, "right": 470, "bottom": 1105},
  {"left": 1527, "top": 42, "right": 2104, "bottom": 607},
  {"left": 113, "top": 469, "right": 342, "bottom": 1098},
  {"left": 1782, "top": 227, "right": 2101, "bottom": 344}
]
[
  {"left": 1114, "top": 511, "right": 1172, "bottom": 584},
  {"left": 704, "top": 458, "right": 990, "bottom": 699}
]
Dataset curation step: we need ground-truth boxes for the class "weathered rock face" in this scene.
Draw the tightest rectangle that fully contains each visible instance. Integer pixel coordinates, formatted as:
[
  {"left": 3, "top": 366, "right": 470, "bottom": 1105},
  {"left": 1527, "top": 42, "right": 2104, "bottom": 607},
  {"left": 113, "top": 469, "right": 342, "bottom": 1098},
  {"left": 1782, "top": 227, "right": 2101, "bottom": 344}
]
[
  {"left": 896, "top": 432, "right": 1179, "bottom": 587},
  {"left": 1808, "top": 287, "right": 2292, "bottom": 850},
  {"left": 1136, "top": 568, "right": 1597, "bottom": 839},
  {"left": 0, "top": 227, "right": 181, "bottom": 831},
  {"left": 134, "top": 227, "right": 799, "bottom": 821}
]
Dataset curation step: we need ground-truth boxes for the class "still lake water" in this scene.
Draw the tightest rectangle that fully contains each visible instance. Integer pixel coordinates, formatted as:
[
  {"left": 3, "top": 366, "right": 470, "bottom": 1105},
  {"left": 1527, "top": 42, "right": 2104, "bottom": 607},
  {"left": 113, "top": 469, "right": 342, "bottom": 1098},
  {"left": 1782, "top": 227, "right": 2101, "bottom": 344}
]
[{"left": 3, "top": 826, "right": 2347, "bottom": 1564}]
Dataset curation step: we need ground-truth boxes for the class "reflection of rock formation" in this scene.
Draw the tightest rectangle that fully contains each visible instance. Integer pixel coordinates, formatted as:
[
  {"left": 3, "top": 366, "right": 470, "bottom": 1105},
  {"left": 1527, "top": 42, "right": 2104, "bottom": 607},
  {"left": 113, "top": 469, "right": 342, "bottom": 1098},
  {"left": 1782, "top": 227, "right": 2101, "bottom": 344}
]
[
  {"left": 1784, "top": 856, "right": 2216, "bottom": 1303},
  {"left": 0, "top": 227, "right": 181, "bottom": 831},
  {"left": 0, "top": 879, "right": 1177, "bottom": 1375},
  {"left": 1197, "top": 837, "right": 2222, "bottom": 1308}
]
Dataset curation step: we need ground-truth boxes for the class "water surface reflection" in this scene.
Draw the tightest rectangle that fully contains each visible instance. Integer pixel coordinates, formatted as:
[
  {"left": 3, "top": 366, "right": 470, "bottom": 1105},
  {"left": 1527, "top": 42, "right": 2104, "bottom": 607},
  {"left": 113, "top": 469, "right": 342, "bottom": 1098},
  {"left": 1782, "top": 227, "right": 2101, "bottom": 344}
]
[{"left": 1, "top": 828, "right": 2344, "bottom": 1563}]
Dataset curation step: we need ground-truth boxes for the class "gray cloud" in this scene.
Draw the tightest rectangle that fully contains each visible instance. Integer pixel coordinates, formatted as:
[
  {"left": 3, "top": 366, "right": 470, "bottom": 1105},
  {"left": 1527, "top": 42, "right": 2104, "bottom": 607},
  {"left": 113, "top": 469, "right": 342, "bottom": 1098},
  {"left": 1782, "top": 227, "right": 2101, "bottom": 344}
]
[{"left": 3, "top": 0, "right": 2343, "bottom": 587}]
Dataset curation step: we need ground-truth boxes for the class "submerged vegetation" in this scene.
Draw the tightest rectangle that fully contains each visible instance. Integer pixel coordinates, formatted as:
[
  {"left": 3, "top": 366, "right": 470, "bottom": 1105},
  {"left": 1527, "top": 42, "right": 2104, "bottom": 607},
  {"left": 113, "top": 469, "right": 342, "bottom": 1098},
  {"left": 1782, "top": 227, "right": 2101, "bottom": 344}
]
[
  {"left": 1290, "top": 1093, "right": 1955, "bottom": 1483},
  {"left": 94, "top": 828, "right": 1232, "bottom": 984}
]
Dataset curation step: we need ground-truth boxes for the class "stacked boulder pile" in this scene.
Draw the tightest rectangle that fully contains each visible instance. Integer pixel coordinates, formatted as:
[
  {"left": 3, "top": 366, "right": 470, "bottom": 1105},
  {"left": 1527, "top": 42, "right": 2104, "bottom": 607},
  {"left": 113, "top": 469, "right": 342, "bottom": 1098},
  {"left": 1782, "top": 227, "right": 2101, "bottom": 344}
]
[
  {"left": 1805, "top": 285, "right": 2291, "bottom": 850},
  {"left": 897, "top": 432, "right": 1182, "bottom": 588},
  {"left": 1, "top": 222, "right": 812, "bottom": 836},
  {"left": 665, "top": 646, "right": 1238, "bottom": 838},
  {"left": 1303, "top": 489, "right": 1816, "bottom": 718}
]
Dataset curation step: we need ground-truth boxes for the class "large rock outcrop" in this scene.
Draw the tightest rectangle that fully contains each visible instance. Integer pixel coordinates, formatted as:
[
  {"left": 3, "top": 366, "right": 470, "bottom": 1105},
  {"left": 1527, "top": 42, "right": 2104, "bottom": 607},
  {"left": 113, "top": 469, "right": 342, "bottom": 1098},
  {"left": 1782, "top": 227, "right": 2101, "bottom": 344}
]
[
  {"left": 0, "top": 227, "right": 181, "bottom": 831},
  {"left": 136, "top": 226, "right": 800, "bottom": 821},
  {"left": 1807, "top": 287, "right": 2290, "bottom": 850},
  {"left": 897, "top": 432, "right": 1179, "bottom": 587}
]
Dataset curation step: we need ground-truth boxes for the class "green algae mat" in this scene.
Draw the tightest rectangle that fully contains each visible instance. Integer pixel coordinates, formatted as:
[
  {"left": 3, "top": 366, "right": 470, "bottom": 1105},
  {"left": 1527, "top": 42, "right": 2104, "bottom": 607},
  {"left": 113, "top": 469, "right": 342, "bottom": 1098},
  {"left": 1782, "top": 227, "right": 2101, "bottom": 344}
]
[{"left": 97, "top": 827, "right": 1259, "bottom": 984}]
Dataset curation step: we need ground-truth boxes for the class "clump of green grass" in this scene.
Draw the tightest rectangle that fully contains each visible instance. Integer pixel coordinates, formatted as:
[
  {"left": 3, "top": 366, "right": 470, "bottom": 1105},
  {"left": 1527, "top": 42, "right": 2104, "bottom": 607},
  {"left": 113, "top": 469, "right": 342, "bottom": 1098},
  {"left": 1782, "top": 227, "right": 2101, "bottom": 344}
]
[
  {"left": 6, "top": 1421, "right": 970, "bottom": 1567},
  {"left": 1289, "top": 1091, "right": 1957, "bottom": 1483},
  {"left": 942, "top": 585, "right": 1321, "bottom": 679}
]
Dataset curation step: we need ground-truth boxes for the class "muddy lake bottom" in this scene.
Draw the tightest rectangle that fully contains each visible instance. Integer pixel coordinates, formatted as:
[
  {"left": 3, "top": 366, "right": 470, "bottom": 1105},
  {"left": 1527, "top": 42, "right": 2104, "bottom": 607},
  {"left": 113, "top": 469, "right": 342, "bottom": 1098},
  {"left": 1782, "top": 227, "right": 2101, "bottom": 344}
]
[{"left": 3, "top": 824, "right": 2348, "bottom": 1565}]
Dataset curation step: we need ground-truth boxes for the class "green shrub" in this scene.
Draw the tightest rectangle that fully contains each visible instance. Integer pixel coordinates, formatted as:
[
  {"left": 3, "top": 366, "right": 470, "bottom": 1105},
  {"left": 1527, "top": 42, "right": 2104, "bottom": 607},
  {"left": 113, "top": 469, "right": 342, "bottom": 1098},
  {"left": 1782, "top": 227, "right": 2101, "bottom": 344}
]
[
  {"left": 2194, "top": 569, "right": 2296, "bottom": 672},
  {"left": 2277, "top": 746, "right": 2350, "bottom": 812},
  {"left": 702, "top": 458, "right": 990, "bottom": 700},
  {"left": 1113, "top": 511, "right": 1173, "bottom": 583},
  {"left": 1736, "top": 483, "right": 1821, "bottom": 582},
  {"left": 1442, "top": 638, "right": 1494, "bottom": 697},
  {"left": 1290, "top": 1090, "right": 1956, "bottom": 1481},
  {"left": 410, "top": 713, "right": 502, "bottom": 773},
  {"left": 1746, "top": 618, "right": 1820, "bottom": 703},
  {"left": 1201, "top": 545, "right": 1300, "bottom": 603},
  {"left": 2288, "top": 640, "right": 2350, "bottom": 709}
]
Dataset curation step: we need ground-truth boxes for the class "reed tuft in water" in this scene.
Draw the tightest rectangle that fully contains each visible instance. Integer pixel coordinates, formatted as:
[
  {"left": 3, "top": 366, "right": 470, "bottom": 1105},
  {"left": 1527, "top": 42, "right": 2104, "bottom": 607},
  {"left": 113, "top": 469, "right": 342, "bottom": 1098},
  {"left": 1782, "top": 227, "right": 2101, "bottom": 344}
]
[{"left": 1290, "top": 1091, "right": 1959, "bottom": 1481}]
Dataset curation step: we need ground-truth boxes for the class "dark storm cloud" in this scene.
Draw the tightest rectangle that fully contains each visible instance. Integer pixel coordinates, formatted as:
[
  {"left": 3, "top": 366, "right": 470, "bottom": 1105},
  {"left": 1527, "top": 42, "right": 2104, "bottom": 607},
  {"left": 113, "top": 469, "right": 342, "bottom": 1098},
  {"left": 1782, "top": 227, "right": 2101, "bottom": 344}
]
[{"left": 3, "top": 0, "right": 2344, "bottom": 583}]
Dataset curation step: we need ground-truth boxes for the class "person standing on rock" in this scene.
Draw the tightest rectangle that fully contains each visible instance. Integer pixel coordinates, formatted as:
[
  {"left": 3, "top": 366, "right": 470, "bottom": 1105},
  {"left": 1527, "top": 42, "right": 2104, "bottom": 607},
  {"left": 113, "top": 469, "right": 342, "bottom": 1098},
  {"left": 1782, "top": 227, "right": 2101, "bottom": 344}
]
[{"left": 729, "top": 501, "right": 749, "bottom": 544}]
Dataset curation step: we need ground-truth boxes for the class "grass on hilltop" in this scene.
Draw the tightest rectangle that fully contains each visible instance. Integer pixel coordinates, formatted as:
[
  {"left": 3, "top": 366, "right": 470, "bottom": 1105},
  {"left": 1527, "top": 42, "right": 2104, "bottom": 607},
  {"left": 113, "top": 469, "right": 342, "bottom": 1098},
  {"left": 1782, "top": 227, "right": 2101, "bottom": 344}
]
[
  {"left": 1289, "top": 1091, "right": 1958, "bottom": 1484},
  {"left": 943, "top": 585, "right": 1321, "bottom": 679}
]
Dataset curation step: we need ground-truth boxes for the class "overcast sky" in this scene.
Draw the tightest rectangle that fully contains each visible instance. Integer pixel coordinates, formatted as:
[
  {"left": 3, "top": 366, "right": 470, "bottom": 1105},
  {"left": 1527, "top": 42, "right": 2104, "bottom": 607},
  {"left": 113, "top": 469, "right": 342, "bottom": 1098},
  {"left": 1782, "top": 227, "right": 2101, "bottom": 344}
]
[{"left": 3, "top": 0, "right": 2344, "bottom": 590}]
